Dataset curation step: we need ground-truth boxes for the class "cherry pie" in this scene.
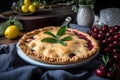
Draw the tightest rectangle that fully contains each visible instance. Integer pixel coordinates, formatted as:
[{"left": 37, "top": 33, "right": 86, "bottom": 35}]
[{"left": 19, "top": 26, "right": 99, "bottom": 64}]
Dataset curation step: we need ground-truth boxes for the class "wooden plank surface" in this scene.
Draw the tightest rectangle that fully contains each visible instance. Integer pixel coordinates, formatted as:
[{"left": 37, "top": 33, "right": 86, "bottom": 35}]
[{"left": 0, "top": 31, "right": 26, "bottom": 45}]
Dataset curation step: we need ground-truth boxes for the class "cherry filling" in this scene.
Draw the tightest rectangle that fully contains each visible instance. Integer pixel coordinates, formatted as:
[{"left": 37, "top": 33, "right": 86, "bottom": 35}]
[
  {"left": 31, "top": 49, "right": 35, "bottom": 52},
  {"left": 69, "top": 53, "right": 76, "bottom": 58},
  {"left": 24, "top": 36, "right": 36, "bottom": 43},
  {"left": 87, "top": 39, "right": 94, "bottom": 50},
  {"left": 71, "top": 30, "right": 94, "bottom": 50},
  {"left": 24, "top": 41, "right": 29, "bottom": 43},
  {"left": 29, "top": 36, "right": 35, "bottom": 39}
]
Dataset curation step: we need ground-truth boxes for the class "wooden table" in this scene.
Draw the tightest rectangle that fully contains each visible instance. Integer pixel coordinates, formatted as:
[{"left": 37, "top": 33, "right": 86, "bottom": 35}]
[{"left": 0, "top": 31, "right": 26, "bottom": 44}]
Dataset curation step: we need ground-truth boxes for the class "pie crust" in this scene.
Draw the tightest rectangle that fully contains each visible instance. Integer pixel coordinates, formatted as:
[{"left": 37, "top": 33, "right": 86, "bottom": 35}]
[{"left": 19, "top": 26, "right": 99, "bottom": 64}]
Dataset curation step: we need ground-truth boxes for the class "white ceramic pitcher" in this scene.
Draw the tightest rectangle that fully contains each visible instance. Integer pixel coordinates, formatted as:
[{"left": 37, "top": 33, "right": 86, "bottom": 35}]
[{"left": 77, "top": 5, "right": 94, "bottom": 28}]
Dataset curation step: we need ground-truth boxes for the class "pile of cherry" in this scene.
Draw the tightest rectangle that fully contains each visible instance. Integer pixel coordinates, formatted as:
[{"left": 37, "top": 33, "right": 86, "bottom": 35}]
[{"left": 88, "top": 25, "right": 120, "bottom": 79}]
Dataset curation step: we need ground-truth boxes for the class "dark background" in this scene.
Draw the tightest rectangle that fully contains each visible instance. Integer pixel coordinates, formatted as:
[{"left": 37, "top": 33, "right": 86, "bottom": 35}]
[
  {"left": 0, "top": 0, "right": 120, "bottom": 22},
  {"left": 94, "top": 0, "right": 120, "bottom": 14}
]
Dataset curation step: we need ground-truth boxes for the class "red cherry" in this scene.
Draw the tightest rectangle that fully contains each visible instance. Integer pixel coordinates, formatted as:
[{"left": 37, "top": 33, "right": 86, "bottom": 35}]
[
  {"left": 99, "top": 30, "right": 104, "bottom": 34},
  {"left": 93, "top": 27, "right": 99, "bottom": 33},
  {"left": 107, "top": 71, "right": 114, "bottom": 79},
  {"left": 108, "top": 37, "right": 114, "bottom": 42},
  {"left": 114, "top": 34, "right": 120, "bottom": 41},
  {"left": 92, "top": 33, "right": 98, "bottom": 39},
  {"left": 96, "top": 68, "right": 106, "bottom": 77},
  {"left": 101, "top": 26, "right": 109, "bottom": 32},
  {"left": 102, "top": 39, "right": 109, "bottom": 44},
  {"left": 114, "top": 54, "right": 120, "bottom": 61},
  {"left": 98, "top": 34, "right": 104, "bottom": 40},
  {"left": 108, "top": 43, "right": 114, "bottom": 48},
  {"left": 109, "top": 28, "right": 115, "bottom": 33},
  {"left": 117, "top": 34, "right": 120, "bottom": 37},
  {"left": 106, "top": 32, "right": 112, "bottom": 37},
  {"left": 104, "top": 47, "right": 110, "bottom": 53},
  {"left": 88, "top": 30, "right": 93, "bottom": 35},
  {"left": 99, "top": 65, "right": 106, "bottom": 70},
  {"left": 102, "top": 25, "right": 109, "bottom": 30},
  {"left": 112, "top": 48, "right": 118, "bottom": 54},
  {"left": 118, "top": 30, "right": 120, "bottom": 34},
  {"left": 113, "top": 41, "right": 119, "bottom": 45},
  {"left": 114, "top": 25, "right": 119, "bottom": 31}
]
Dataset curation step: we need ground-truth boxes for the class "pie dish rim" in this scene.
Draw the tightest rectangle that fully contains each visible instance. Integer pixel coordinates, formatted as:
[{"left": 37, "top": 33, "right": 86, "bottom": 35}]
[{"left": 16, "top": 42, "right": 99, "bottom": 69}]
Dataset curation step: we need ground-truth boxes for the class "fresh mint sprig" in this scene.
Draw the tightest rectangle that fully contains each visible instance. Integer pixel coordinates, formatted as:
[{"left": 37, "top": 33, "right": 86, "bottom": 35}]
[
  {"left": 44, "top": 32, "right": 57, "bottom": 38},
  {"left": 41, "top": 38, "right": 58, "bottom": 43},
  {"left": 41, "top": 25, "right": 72, "bottom": 46},
  {"left": 61, "top": 36, "right": 72, "bottom": 41},
  {"left": 56, "top": 25, "right": 67, "bottom": 37}
]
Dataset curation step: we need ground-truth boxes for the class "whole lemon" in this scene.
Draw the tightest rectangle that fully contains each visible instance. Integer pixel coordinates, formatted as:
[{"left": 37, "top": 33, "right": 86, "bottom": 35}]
[
  {"left": 4, "top": 25, "right": 20, "bottom": 39},
  {"left": 24, "top": 0, "right": 31, "bottom": 6},
  {"left": 21, "top": 5, "right": 29, "bottom": 12},
  {"left": 29, "top": 5, "right": 36, "bottom": 12},
  {"left": 33, "top": 2, "right": 39, "bottom": 8}
]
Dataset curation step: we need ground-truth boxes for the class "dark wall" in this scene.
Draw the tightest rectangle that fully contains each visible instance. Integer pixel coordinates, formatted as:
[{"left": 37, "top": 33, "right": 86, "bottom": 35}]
[
  {"left": 0, "top": 0, "right": 120, "bottom": 14},
  {"left": 94, "top": 0, "right": 120, "bottom": 14},
  {"left": 0, "top": 0, "right": 17, "bottom": 13},
  {"left": 0, "top": 0, "right": 17, "bottom": 22}
]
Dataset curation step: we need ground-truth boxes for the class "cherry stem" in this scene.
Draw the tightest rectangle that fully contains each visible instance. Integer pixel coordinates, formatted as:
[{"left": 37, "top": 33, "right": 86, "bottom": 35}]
[
  {"left": 102, "top": 55, "right": 109, "bottom": 65},
  {"left": 112, "top": 64, "right": 117, "bottom": 72}
]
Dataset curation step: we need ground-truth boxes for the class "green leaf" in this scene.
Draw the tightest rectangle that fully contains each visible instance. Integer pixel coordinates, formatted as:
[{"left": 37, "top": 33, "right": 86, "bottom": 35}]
[
  {"left": 0, "top": 26, "right": 4, "bottom": 36},
  {"left": 61, "top": 36, "right": 72, "bottom": 41},
  {"left": 41, "top": 38, "right": 58, "bottom": 43},
  {"left": 58, "top": 40, "right": 67, "bottom": 46},
  {"left": 56, "top": 25, "right": 68, "bottom": 37},
  {"left": 19, "top": 0, "right": 24, "bottom": 6},
  {"left": 0, "top": 25, "right": 4, "bottom": 36},
  {"left": 14, "top": 20, "right": 23, "bottom": 30},
  {"left": 102, "top": 55, "right": 109, "bottom": 65},
  {"left": 0, "top": 20, "right": 11, "bottom": 36},
  {"left": 44, "top": 31, "right": 57, "bottom": 38},
  {"left": 41, "top": 0, "right": 47, "bottom": 6}
]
